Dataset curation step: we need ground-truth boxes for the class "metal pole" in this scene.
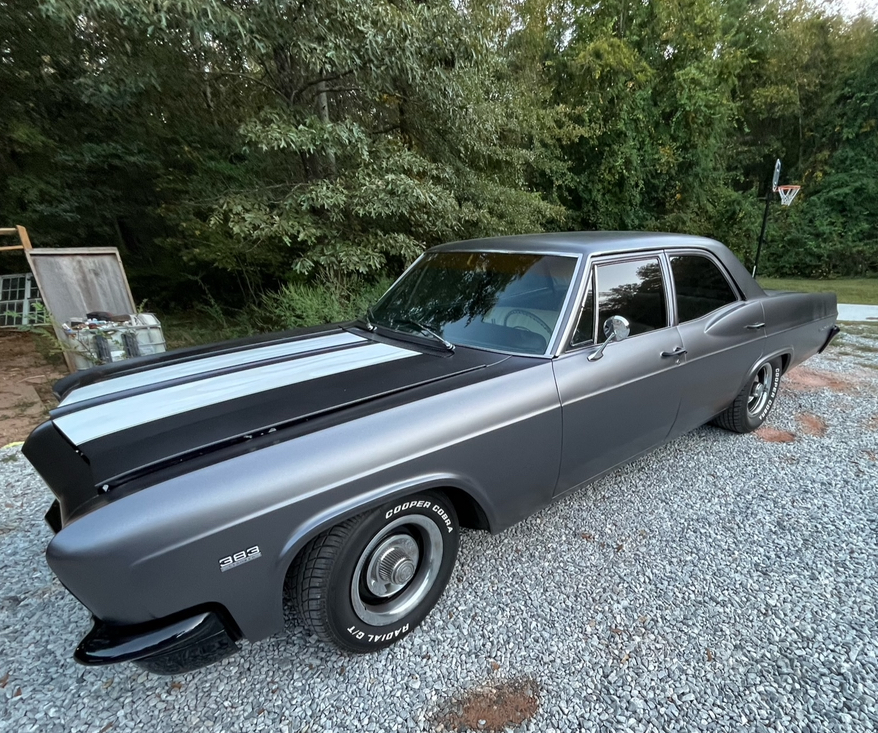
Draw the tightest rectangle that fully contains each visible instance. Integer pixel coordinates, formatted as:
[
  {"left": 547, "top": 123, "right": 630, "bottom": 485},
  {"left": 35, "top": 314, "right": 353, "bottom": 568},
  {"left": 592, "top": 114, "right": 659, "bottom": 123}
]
[
  {"left": 752, "top": 159, "right": 781, "bottom": 279},
  {"left": 752, "top": 186, "right": 771, "bottom": 278},
  {"left": 23, "top": 274, "right": 32, "bottom": 326}
]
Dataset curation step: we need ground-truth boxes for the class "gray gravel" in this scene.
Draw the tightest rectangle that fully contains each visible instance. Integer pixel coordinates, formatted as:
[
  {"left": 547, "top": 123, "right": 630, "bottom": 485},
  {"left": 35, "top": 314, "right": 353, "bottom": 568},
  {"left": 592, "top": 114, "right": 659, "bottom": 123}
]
[{"left": 1, "top": 341, "right": 877, "bottom": 733}]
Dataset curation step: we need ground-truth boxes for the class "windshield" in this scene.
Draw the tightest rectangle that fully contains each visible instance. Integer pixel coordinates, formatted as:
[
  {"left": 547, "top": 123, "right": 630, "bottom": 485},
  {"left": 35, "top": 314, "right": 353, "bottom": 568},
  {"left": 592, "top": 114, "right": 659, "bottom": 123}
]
[{"left": 369, "top": 251, "right": 577, "bottom": 355}]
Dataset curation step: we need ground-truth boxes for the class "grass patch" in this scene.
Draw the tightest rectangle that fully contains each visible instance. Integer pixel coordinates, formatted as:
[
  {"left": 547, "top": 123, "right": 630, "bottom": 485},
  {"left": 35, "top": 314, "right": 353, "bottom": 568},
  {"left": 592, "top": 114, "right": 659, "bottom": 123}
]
[{"left": 758, "top": 277, "right": 878, "bottom": 305}]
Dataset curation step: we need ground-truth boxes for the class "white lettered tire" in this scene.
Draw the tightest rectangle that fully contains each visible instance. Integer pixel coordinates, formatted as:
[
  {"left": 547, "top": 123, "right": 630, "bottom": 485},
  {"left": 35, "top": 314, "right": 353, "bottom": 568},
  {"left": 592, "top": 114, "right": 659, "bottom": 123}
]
[
  {"left": 713, "top": 357, "right": 783, "bottom": 433},
  {"left": 290, "top": 491, "right": 459, "bottom": 652}
]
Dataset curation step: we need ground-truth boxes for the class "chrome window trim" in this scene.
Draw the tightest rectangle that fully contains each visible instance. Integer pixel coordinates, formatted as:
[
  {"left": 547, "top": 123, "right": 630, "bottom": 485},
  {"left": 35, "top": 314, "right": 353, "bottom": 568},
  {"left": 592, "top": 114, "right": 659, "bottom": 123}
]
[
  {"left": 563, "top": 268, "right": 596, "bottom": 352},
  {"left": 557, "top": 250, "right": 674, "bottom": 357},
  {"left": 590, "top": 251, "right": 672, "bottom": 345},
  {"left": 553, "top": 253, "right": 593, "bottom": 357}
]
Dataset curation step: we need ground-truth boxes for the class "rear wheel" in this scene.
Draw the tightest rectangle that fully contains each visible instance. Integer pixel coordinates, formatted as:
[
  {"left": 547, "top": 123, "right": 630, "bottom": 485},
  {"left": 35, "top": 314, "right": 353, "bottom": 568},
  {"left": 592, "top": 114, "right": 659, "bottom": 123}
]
[
  {"left": 290, "top": 491, "right": 459, "bottom": 652},
  {"left": 713, "top": 357, "right": 783, "bottom": 433}
]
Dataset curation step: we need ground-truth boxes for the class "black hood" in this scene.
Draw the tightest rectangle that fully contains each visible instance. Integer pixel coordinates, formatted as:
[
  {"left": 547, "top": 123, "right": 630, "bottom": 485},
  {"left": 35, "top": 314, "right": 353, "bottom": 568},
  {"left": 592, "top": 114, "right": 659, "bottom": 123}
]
[{"left": 24, "top": 326, "right": 514, "bottom": 523}]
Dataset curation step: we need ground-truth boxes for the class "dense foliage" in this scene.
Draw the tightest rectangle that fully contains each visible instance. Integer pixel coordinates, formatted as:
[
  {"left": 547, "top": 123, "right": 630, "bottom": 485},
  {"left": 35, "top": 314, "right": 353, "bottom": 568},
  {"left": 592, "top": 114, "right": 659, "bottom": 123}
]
[{"left": 1, "top": 0, "right": 876, "bottom": 316}]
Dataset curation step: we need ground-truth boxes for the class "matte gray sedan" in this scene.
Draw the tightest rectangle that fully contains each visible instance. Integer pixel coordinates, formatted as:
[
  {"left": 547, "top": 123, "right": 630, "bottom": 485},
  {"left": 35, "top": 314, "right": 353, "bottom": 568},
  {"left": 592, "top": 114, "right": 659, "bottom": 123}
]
[{"left": 23, "top": 232, "right": 839, "bottom": 674}]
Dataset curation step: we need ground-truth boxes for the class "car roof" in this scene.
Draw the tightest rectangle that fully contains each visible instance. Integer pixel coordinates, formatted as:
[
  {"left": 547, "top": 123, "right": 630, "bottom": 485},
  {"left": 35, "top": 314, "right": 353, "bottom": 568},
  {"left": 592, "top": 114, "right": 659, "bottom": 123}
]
[
  {"left": 428, "top": 230, "right": 765, "bottom": 301},
  {"left": 430, "top": 231, "right": 725, "bottom": 257}
]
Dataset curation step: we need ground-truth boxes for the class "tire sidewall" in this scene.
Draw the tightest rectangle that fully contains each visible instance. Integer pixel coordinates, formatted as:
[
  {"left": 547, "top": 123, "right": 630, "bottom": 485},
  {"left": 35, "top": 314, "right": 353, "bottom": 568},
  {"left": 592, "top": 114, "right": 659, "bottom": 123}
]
[
  {"left": 326, "top": 491, "right": 459, "bottom": 650},
  {"left": 744, "top": 357, "right": 783, "bottom": 430}
]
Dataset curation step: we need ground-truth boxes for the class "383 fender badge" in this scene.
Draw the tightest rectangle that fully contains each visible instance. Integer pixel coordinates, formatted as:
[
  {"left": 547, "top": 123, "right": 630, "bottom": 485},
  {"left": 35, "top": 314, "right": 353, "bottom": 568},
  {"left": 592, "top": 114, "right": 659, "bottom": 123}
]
[{"left": 219, "top": 545, "right": 262, "bottom": 572}]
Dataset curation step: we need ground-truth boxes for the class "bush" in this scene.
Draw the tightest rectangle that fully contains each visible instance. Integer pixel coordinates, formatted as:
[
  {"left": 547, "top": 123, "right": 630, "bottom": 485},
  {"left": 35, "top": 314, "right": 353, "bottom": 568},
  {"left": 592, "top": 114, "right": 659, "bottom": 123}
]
[{"left": 260, "top": 278, "right": 393, "bottom": 331}]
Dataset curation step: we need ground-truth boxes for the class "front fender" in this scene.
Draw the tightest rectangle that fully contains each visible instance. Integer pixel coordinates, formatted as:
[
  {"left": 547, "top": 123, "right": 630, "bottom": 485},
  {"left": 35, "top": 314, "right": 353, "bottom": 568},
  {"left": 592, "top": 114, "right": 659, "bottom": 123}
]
[{"left": 47, "top": 361, "right": 561, "bottom": 644}]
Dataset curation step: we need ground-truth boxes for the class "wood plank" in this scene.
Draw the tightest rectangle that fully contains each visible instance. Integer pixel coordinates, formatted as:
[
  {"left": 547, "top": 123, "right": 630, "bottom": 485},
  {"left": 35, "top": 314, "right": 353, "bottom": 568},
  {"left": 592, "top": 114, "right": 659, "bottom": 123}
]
[{"left": 15, "top": 226, "right": 32, "bottom": 249}]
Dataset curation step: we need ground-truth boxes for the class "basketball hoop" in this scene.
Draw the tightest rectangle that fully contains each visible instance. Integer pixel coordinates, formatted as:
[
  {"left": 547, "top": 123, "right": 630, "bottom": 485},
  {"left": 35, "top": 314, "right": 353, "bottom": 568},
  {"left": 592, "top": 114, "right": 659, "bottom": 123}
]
[{"left": 777, "top": 185, "right": 800, "bottom": 206}]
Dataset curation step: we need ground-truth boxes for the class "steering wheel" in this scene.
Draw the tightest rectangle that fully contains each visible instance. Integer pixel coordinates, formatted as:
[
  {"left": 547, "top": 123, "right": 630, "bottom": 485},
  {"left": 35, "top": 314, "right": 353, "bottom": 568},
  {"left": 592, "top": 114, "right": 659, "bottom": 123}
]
[{"left": 503, "top": 309, "right": 553, "bottom": 338}]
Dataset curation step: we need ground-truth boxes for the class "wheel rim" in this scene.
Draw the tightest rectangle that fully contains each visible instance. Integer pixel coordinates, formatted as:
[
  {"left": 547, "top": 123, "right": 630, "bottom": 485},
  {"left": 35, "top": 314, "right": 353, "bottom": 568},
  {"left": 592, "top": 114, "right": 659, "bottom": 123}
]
[
  {"left": 747, "top": 363, "right": 772, "bottom": 416},
  {"left": 351, "top": 515, "right": 443, "bottom": 626}
]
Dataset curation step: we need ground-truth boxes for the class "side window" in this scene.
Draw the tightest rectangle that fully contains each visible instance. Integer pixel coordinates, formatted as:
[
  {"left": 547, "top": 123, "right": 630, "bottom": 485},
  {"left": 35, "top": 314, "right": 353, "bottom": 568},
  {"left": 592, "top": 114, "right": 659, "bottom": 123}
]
[
  {"left": 595, "top": 258, "right": 667, "bottom": 342},
  {"left": 570, "top": 280, "right": 595, "bottom": 347},
  {"left": 670, "top": 254, "right": 738, "bottom": 322}
]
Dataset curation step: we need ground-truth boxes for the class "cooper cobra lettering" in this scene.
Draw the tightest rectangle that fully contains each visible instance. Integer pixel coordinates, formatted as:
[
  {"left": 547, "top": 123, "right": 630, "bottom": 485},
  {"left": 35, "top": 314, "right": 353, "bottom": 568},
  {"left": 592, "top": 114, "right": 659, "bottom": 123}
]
[{"left": 385, "top": 500, "right": 431, "bottom": 519}]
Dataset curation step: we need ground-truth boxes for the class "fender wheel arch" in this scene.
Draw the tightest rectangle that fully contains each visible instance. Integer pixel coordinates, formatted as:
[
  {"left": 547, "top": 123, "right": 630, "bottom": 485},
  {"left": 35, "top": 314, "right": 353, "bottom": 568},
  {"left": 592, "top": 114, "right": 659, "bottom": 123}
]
[
  {"left": 281, "top": 482, "right": 490, "bottom": 581},
  {"left": 713, "top": 355, "right": 784, "bottom": 434},
  {"left": 440, "top": 485, "right": 491, "bottom": 531},
  {"left": 779, "top": 352, "right": 792, "bottom": 375},
  {"left": 286, "top": 489, "right": 460, "bottom": 652}
]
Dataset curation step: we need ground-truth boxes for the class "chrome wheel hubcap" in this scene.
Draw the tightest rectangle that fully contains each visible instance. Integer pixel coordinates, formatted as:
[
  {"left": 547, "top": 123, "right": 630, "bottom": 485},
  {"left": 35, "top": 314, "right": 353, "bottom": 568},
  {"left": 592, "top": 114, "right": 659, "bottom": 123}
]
[
  {"left": 748, "top": 364, "right": 772, "bottom": 416},
  {"left": 365, "top": 535, "right": 420, "bottom": 597},
  {"left": 351, "top": 515, "right": 443, "bottom": 626}
]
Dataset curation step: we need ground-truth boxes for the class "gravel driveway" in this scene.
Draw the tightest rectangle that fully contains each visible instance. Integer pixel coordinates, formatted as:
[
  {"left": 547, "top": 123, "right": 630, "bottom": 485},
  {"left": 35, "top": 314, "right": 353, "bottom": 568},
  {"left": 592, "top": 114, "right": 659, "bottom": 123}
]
[{"left": 1, "top": 336, "right": 877, "bottom": 733}]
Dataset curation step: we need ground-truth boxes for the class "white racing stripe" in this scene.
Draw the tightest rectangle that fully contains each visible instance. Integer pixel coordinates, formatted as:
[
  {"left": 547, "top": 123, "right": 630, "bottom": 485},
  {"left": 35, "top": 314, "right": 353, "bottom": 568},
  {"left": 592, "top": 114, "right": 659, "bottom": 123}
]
[
  {"left": 54, "top": 341, "right": 417, "bottom": 445},
  {"left": 60, "top": 331, "right": 364, "bottom": 407}
]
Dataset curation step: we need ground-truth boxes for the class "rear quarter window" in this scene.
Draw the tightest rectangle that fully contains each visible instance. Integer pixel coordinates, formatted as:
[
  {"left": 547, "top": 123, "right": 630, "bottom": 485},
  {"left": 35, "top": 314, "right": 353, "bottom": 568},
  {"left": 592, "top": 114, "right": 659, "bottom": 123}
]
[{"left": 670, "top": 254, "right": 738, "bottom": 322}]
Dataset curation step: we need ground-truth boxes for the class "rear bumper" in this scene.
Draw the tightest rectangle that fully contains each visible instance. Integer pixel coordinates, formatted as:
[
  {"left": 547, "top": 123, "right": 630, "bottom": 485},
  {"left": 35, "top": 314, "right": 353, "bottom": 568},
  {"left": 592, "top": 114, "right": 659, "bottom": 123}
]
[
  {"left": 818, "top": 324, "right": 841, "bottom": 354},
  {"left": 74, "top": 611, "right": 239, "bottom": 675}
]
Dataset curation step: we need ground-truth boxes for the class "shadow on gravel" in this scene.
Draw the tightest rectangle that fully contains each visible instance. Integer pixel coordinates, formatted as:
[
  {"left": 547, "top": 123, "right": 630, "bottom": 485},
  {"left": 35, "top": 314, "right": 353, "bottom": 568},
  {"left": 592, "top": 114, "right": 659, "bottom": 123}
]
[{"left": 430, "top": 676, "right": 540, "bottom": 732}]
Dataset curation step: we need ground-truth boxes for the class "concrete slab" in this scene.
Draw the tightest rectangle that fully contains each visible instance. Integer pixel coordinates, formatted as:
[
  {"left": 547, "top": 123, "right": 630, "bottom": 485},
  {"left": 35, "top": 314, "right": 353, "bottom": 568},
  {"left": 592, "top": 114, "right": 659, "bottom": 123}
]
[{"left": 837, "top": 304, "right": 878, "bottom": 322}]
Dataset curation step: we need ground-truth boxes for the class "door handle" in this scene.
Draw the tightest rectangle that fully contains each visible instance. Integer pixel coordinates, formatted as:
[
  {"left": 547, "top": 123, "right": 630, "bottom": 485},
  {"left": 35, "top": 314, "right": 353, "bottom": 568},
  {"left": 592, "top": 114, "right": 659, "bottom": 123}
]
[
  {"left": 661, "top": 346, "right": 687, "bottom": 357},
  {"left": 745, "top": 322, "right": 765, "bottom": 330}
]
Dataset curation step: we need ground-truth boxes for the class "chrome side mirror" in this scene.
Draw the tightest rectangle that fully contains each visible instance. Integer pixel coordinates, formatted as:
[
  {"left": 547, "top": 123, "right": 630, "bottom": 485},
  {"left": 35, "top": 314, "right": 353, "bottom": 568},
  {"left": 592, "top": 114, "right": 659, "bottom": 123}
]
[{"left": 587, "top": 315, "right": 631, "bottom": 362}]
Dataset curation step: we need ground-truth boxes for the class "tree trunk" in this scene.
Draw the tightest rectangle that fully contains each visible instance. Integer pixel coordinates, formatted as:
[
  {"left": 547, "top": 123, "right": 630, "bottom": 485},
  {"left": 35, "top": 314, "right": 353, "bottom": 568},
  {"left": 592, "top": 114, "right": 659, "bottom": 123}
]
[{"left": 316, "top": 77, "right": 337, "bottom": 175}]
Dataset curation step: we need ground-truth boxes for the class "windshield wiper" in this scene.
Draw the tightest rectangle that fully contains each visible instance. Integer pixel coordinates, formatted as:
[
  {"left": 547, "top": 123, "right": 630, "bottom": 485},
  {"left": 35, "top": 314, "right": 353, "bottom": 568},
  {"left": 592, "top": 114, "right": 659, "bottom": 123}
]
[
  {"left": 393, "top": 318, "right": 455, "bottom": 352},
  {"left": 363, "top": 305, "right": 377, "bottom": 332}
]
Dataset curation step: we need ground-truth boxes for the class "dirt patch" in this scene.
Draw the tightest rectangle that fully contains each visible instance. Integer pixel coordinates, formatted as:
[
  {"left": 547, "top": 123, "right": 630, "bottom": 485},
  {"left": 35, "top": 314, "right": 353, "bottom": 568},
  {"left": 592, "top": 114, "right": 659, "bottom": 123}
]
[
  {"left": 431, "top": 677, "right": 540, "bottom": 732},
  {"left": 0, "top": 331, "right": 66, "bottom": 446},
  {"left": 784, "top": 366, "right": 862, "bottom": 393},
  {"left": 796, "top": 413, "right": 828, "bottom": 437},
  {"left": 755, "top": 426, "right": 796, "bottom": 443},
  {"left": 866, "top": 416, "right": 878, "bottom": 431}
]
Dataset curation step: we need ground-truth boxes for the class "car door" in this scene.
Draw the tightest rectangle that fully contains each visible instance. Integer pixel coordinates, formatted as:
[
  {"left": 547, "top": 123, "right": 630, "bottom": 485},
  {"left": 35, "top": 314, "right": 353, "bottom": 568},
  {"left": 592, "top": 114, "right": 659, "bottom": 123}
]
[
  {"left": 667, "top": 250, "right": 766, "bottom": 437},
  {"left": 553, "top": 254, "right": 688, "bottom": 496}
]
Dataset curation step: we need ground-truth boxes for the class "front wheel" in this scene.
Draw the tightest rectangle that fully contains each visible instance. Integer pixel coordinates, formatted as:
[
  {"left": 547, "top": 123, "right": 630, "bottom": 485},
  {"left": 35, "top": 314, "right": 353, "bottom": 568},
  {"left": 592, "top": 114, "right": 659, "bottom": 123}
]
[
  {"left": 713, "top": 357, "right": 783, "bottom": 433},
  {"left": 289, "top": 491, "right": 459, "bottom": 652}
]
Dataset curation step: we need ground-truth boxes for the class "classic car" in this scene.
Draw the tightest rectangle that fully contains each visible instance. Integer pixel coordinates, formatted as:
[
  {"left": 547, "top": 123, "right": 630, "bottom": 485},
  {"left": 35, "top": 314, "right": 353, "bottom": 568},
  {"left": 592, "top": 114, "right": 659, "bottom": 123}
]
[{"left": 23, "top": 232, "right": 839, "bottom": 674}]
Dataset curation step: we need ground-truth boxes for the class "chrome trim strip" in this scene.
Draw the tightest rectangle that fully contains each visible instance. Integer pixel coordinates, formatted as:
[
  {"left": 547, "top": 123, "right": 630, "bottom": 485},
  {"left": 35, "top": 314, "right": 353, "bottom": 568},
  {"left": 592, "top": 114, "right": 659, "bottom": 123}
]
[
  {"left": 545, "top": 253, "right": 585, "bottom": 356},
  {"left": 554, "top": 254, "right": 592, "bottom": 356}
]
